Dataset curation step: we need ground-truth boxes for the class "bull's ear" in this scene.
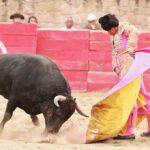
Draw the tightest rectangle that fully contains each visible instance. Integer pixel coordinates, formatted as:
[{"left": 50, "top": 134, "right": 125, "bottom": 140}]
[{"left": 73, "top": 98, "right": 76, "bottom": 101}]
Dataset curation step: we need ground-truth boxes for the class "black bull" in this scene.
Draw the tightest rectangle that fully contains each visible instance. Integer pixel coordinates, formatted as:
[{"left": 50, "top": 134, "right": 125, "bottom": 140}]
[{"left": 0, "top": 54, "right": 88, "bottom": 133}]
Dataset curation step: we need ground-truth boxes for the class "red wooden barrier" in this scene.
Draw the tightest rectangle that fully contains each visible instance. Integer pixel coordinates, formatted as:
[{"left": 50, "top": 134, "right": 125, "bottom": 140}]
[
  {"left": 62, "top": 70, "right": 87, "bottom": 91},
  {"left": 87, "top": 31, "right": 116, "bottom": 91},
  {"left": 0, "top": 24, "right": 37, "bottom": 54},
  {"left": 37, "top": 30, "right": 150, "bottom": 92},
  {"left": 87, "top": 71, "right": 118, "bottom": 91},
  {"left": 37, "top": 29, "right": 89, "bottom": 91},
  {"left": 89, "top": 41, "right": 111, "bottom": 51},
  {"left": 138, "top": 33, "right": 150, "bottom": 49},
  {"left": 138, "top": 33, "right": 150, "bottom": 91},
  {"left": 0, "top": 24, "right": 149, "bottom": 92},
  {"left": 89, "top": 61, "right": 112, "bottom": 72},
  {"left": 37, "top": 30, "right": 89, "bottom": 70}
]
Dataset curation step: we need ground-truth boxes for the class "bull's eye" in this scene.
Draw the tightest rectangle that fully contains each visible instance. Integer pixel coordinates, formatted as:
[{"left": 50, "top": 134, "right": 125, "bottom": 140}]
[{"left": 56, "top": 109, "right": 62, "bottom": 116}]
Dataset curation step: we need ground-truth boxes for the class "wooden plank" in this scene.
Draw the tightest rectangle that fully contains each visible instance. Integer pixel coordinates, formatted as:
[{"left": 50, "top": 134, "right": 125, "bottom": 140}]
[
  {"left": 0, "top": 24, "right": 37, "bottom": 35},
  {"left": 62, "top": 70, "right": 87, "bottom": 82},
  {"left": 90, "top": 31, "right": 110, "bottom": 41},
  {"left": 37, "top": 39, "right": 88, "bottom": 51},
  {"left": 89, "top": 41, "right": 111, "bottom": 51},
  {"left": 87, "top": 71, "right": 118, "bottom": 84},
  {"left": 37, "top": 29, "right": 89, "bottom": 40},
  {"left": 53, "top": 60, "right": 88, "bottom": 71}
]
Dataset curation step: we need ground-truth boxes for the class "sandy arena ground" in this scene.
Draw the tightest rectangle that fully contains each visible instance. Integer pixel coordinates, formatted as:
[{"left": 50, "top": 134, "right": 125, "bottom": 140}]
[{"left": 0, "top": 91, "right": 150, "bottom": 150}]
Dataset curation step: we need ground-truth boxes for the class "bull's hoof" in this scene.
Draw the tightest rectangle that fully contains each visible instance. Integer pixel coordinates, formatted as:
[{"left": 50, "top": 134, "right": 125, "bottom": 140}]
[
  {"left": 31, "top": 115, "right": 40, "bottom": 126},
  {"left": 33, "top": 120, "right": 40, "bottom": 126},
  {"left": 141, "top": 132, "right": 150, "bottom": 137}
]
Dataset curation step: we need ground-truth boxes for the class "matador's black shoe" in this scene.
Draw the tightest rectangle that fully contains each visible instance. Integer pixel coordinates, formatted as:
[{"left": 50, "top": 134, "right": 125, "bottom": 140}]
[
  {"left": 113, "top": 134, "right": 136, "bottom": 140},
  {"left": 141, "top": 132, "right": 150, "bottom": 137}
]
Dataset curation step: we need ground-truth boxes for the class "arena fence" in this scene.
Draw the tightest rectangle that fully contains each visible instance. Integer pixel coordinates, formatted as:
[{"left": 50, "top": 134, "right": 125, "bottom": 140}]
[{"left": 0, "top": 24, "right": 150, "bottom": 91}]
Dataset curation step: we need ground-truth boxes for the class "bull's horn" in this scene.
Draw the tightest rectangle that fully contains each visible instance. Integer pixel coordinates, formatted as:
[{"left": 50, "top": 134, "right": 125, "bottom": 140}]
[
  {"left": 54, "top": 95, "right": 66, "bottom": 107},
  {"left": 75, "top": 103, "right": 89, "bottom": 118}
]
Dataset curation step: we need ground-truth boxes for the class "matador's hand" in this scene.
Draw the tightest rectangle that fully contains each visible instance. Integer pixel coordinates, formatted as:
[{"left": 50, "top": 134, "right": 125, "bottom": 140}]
[
  {"left": 114, "top": 67, "right": 120, "bottom": 75},
  {"left": 129, "top": 51, "right": 135, "bottom": 58}
]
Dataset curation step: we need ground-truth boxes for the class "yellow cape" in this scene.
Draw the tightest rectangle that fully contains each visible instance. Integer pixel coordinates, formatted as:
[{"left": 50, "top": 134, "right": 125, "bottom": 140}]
[{"left": 86, "top": 77, "right": 146, "bottom": 143}]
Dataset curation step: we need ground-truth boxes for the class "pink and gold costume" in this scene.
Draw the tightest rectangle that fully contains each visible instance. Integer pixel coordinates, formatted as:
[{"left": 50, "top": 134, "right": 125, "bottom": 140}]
[
  {"left": 112, "top": 22, "right": 139, "bottom": 79},
  {"left": 86, "top": 23, "right": 150, "bottom": 143}
]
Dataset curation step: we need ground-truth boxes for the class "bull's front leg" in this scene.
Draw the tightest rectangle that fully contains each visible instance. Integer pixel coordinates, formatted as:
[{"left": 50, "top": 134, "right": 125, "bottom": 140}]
[{"left": 0, "top": 98, "right": 17, "bottom": 133}]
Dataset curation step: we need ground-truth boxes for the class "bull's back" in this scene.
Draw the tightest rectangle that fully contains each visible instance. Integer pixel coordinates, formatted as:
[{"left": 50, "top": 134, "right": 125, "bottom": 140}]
[
  {"left": 0, "top": 54, "right": 51, "bottom": 78},
  {"left": 0, "top": 53, "right": 59, "bottom": 75},
  {"left": 0, "top": 54, "right": 70, "bottom": 99},
  {"left": 0, "top": 54, "right": 59, "bottom": 96}
]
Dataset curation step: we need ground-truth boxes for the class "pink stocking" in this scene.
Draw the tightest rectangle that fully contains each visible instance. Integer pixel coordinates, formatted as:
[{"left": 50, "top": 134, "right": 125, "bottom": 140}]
[
  {"left": 146, "top": 100, "right": 150, "bottom": 132},
  {"left": 140, "top": 79, "right": 150, "bottom": 133},
  {"left": 121, "top": 105, "right": 137, "bottom": 136}
]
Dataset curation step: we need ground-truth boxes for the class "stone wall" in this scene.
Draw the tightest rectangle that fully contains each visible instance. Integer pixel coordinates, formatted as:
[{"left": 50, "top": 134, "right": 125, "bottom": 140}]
[{"left": 0, "top": 0, "right": 150, "bottom": 31}]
